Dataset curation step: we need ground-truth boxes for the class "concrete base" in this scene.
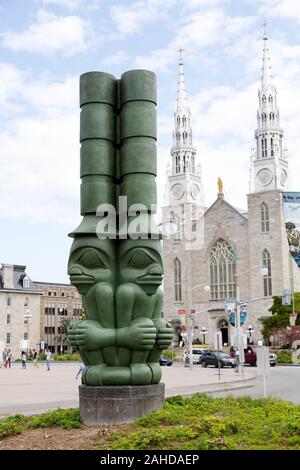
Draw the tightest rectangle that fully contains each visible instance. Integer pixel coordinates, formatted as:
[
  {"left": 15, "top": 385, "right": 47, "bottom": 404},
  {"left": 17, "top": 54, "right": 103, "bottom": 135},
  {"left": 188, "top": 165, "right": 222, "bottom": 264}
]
[{"left": 79, "top": 383, "right": 165, "bottom": 425}]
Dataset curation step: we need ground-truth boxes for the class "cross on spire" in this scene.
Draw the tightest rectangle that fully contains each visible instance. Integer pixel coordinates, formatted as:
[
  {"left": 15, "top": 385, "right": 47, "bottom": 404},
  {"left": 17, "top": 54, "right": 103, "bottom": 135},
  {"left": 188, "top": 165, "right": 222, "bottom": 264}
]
[
  {"left": 262, "top": 20, "right": 268, "bottom": 39},
  {"left": 178, "top": 47, "right": 184, "bottom": 64}
]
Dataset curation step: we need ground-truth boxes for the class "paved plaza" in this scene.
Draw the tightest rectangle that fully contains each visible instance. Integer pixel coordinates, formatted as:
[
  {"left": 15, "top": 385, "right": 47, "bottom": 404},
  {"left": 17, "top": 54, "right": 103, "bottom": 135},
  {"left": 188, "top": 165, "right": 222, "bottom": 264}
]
[{"left": 0, "top": 362, "right": 256, "bottom": 417}]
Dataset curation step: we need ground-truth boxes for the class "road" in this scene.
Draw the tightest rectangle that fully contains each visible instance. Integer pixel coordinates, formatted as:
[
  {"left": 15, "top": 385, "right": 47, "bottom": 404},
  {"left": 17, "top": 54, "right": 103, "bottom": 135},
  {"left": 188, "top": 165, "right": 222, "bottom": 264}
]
[
  {"left": 211, "top": 365, "right": 300, "bottom": 403},
  {"left": 0, "top": 362, "right": 255, "bottom": 417}
]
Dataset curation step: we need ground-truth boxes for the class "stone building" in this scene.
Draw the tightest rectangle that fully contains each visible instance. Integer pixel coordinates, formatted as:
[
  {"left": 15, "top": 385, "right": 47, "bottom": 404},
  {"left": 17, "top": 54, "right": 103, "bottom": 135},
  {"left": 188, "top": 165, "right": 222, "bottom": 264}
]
[
  {"left": 33, "top": 282, "right": 83, "bottom": 354},
  {"left": 163, "top": 31, "right": 300, "bottom": 347},
  {"left": 0, "top": 264, "right": 41, "bottom": 359}
]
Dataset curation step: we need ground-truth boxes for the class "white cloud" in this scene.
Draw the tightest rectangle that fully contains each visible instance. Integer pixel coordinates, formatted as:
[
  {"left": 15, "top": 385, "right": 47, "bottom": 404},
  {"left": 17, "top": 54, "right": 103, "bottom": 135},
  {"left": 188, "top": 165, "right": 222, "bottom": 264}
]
[
  {"left": 41, "top": 0, "right": 82, "bottom": 8},
  {"left": 134, "top": 9, "right": 255, "bottom": 72},
  {"left": 0, "top": 63, "right": 25, "bottom": 107},
  {"left": 22, "top": 75, "right": 78, "bottom": 117},
  {"left": 102, "top": 50, "right": 130, "bottom": 66},
  {"left": 1, "top": 9, "right": 89, "bottom": 56},
  {"left": 259, "top": 0, "right": 300, "bottom": 23},
  {"left": 0, "top": 112, "right": 79, "bottom": 224},
  {"left": 110, "top": 0, "right": 175, "bottom": 34}
]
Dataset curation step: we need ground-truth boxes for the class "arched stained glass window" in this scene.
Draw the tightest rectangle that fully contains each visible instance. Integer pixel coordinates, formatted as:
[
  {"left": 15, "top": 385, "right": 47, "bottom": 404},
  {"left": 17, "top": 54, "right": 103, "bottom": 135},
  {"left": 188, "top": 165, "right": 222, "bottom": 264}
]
[
  {"left": 262, "top": 249, "right": 272, "bottom": 296},
  {"left": 210, "top": 240, "right": 236, "bottom": 300},
  {"left": 261, "top": 202, "right": 269, "bottom": 233}
]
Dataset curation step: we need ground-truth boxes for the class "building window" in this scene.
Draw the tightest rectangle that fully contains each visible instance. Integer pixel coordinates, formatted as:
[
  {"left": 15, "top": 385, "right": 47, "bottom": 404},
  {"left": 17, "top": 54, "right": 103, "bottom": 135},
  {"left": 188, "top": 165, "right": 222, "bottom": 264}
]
[
  {"left": 62, "top": 292, "right": 65, "bottom": 297},
  {"left": 175, "top": 154, "right": 180, "bottom": 173},
  {"left": 262, "top": 249, "right": 272, "bottom": 296},
  {"left": 58, "top": 305, "right": 68, "bottom": 315},
  {"left": 261, "top": 202, "right": 270, "bottom": 233},
  {"left": 183, "top": 132, "right": 187, "bottom": 144},
  {"left": 24, "top": 332, "right": 28, "bottom": 340},
  {"left": 191, "top": 156, "right": 195, "bottom": 173},
  {"left": 48, "top": 292, "right": 51, "bottom": 296},
  {"left": 269, "top": 95, "right": 273, "bottom": 103},
  {"left": 176, "top": 132, "right": 180, "bottom": 145},
  {"left": 6, "top": 296, "right": 12, "bottom": 307},
  {"left": 262, "top": 137, "right": 267, "bottom": 158},
  {"left": 174, "top": 216, "right": 181, "bottom": 242},
  {"left": 174, "top": 258, "right": 182, "bottom": 302},
  {"left": 6, "top": 314, "right": 11, "bottom": 325},
  {"left": 183, "top": 155, "right": 187, "bottom": 173},
  {"left": 23, "top": 277, "right": 30, "bottom": 288},
  {"left": 54, "top": 292, "right": 57, "bottom": 296},
  {"left": 270, "top": 137, "right": 274, "bottom": 156},
  {"left": 6, "top": 333, "right": 11, "bottom": 344},
  {"left": 210, "top": 239, "right": 236, "bottom": 300},
  {"left": 24, "top": 297, "right": 29, "bottom": 307},
  {"left": 182, "top": 116, "right": 186, "bottom": 127}
]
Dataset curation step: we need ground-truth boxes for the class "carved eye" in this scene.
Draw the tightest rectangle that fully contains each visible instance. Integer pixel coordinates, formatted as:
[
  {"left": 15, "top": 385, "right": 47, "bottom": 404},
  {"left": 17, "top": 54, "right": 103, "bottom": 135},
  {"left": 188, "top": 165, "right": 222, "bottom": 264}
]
[
  {"left": 77, "top": 249, "right": 106, "bottom": 268},
  {"left": 128, "top": 250, "right": 154, "bottom": 268}
]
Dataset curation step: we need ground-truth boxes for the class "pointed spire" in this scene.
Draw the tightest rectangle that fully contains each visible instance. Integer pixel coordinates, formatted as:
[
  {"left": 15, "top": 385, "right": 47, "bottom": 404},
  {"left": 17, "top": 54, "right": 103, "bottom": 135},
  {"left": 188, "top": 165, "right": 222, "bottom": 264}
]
[
  {"left": 177, "top": 47, "right": 189, "bottom": 112},
  {"left": 261, "top": 20, "right": 273, "bottom": 89},
  {"left": 250, "top": 22, "right": 288, "bottom": 193}
]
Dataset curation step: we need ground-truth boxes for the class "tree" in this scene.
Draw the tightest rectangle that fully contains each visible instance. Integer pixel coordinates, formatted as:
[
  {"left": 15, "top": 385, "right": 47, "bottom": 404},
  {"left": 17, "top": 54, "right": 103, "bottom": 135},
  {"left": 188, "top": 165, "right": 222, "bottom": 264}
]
[
  {"left": 270, "top": 326, "right": 300, "bottom": 350},
  {"left": 261, "top": 293, "right": 300, "bottom": 340}
]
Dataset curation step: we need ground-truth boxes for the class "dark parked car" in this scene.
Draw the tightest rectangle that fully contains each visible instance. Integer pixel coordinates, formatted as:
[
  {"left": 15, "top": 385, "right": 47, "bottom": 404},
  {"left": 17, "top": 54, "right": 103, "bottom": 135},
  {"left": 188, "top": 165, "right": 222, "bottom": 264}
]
[
  {"left": 200, "top": 351, "right": 235, "bottom": 368},
  {"left": 244, "top": 347, "right": 257, "bottom": 366},
  {"left": 159, "top": 355, "right": 173, "bottom": 366}
]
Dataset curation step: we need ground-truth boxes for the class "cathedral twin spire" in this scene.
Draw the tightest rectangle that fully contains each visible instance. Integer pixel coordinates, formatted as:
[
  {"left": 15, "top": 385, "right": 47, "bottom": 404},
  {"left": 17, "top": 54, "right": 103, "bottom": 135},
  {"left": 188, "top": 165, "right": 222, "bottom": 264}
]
[
  {"left": 169, "top": 23, "right": 288, "bottom": 194},
  {"left": 251, "top": 21, "right": 288, "bottom": 191},
  {"left": 171, "top": 48, "right": 198, "bottom": 176}
]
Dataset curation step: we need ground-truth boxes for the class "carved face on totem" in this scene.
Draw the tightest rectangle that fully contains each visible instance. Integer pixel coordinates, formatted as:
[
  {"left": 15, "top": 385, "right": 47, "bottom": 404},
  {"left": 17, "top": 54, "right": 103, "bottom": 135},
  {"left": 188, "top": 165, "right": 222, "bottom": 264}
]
[
  {"left": 68, "top": 237, "right": 116, "bottom": 294},
  {"left": 118, "top": 239, "right": 163, "bottom": 295}
]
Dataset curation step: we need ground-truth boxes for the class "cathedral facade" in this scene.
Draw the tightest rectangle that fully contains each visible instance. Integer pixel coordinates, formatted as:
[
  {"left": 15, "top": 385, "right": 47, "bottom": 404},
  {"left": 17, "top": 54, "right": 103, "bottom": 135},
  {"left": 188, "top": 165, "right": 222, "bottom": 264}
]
[{"left": 162, "top": 32, "right": 300, "bottom": 347}]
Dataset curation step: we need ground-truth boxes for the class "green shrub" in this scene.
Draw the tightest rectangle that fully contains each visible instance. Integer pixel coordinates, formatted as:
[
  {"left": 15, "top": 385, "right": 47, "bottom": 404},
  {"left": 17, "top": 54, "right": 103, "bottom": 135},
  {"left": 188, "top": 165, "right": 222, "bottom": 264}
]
[
  {"left": 52, "top": 354, "right": 81, "bottom": 361},
  {"left": 28, "top": 408, "right": 82, "bottom": 430},
  {"left": 161, "top": 349, "right": 173, "bottom": 360},
  {"left": 277, "top": 351, "right": 292, "bottom": 363}
]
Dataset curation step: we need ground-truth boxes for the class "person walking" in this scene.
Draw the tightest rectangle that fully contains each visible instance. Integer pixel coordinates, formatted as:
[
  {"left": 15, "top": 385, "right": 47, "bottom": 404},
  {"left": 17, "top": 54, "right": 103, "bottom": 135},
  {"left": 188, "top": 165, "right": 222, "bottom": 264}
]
[
  {"left": 76, "top": 363, "right": 85, "bottom": 384},
  {"left": 7, "top": 349, "right": 12, "bottom": 368},
  {"left": 21, "top": 351, "right": 27, "bottom": 369},
  {"left": 1, "top": 348, "right": 7, "bottom": 368},
  {"left": 32, "top": 349, "right": 39, "bottom": 368},
  {"left": 45, "top": 349, "right": 51, "bottom": 371}
]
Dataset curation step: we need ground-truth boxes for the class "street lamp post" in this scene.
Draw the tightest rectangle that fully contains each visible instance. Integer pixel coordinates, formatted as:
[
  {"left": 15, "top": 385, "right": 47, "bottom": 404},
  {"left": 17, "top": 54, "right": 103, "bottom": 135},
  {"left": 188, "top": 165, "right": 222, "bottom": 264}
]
[
  {"left": 246, "top": 325, "right": 254, "bottom": 344},
  {"left": 201, "top": 326, "right": 208, "bottom": 345},
  {"left": 24, "top": 311, "right": 32, "bottom": 356}
]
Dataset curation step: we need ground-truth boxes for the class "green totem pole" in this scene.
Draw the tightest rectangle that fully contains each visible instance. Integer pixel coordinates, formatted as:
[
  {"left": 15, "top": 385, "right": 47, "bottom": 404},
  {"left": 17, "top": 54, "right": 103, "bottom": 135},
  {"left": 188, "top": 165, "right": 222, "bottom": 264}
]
[{"left": 67, "top": 70, "right": 173, "bottom": 387}]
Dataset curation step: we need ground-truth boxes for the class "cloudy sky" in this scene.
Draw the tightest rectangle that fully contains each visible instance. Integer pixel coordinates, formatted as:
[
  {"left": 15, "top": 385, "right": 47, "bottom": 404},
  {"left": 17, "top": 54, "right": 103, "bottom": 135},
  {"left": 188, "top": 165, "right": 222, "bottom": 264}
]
[{"left": 1, "top": 0, "right": 300, "bottom": 282}]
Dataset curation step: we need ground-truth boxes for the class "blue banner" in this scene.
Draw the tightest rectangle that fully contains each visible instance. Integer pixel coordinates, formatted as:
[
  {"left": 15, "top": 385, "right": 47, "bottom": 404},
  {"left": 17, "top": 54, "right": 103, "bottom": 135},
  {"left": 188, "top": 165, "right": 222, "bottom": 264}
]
[
  {"left": 283, "top": 192, "right": 300, "bottom": 267},
  {"left": 225, "top": 299, "right": 247, "bottom": 327}
]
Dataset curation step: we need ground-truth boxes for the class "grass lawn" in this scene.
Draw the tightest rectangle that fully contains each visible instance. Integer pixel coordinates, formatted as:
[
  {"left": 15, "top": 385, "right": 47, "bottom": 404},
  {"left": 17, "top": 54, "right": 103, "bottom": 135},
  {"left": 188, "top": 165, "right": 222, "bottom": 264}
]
[{"left": 0, "top": 394, "right": 300, "bottom": 450}]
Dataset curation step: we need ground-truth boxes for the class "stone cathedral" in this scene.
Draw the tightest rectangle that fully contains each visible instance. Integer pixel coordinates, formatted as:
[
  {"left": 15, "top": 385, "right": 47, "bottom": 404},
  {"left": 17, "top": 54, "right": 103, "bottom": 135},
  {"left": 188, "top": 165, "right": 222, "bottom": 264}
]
[{"left": 163, "top": 32, "right": 300, "bottom": 346}]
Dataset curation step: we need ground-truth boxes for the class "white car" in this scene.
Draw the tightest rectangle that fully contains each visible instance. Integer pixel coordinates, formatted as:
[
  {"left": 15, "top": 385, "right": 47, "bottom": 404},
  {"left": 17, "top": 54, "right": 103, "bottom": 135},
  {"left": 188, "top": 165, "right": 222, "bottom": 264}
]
[
  {"left": 183, "top": 348, "right": 205, "bottom": 364},
  {"left": 269, "top": 352, "right": 277, "bottom": 367}
]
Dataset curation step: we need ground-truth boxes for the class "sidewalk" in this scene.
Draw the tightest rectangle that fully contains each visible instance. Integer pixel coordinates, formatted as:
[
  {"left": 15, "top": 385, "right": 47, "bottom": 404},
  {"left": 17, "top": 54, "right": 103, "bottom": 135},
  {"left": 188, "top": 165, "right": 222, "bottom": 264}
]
[{"left": 0, "top": 362, "right": 256, "bottom": 417}]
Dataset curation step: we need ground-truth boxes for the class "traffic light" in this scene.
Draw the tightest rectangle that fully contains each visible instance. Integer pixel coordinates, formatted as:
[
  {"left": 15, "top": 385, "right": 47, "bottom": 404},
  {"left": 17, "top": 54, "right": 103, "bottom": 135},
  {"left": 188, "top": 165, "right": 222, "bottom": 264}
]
[{"left": 282, "top": 289, "right": 291, "bottom": 305}]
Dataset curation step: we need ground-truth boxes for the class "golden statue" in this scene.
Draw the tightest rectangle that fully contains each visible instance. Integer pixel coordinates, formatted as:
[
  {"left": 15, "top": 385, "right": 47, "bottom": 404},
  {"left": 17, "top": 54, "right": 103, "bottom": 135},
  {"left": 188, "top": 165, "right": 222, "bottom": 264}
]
[{"left": 217, "top": 177, "right": 223, "bottom": 195}]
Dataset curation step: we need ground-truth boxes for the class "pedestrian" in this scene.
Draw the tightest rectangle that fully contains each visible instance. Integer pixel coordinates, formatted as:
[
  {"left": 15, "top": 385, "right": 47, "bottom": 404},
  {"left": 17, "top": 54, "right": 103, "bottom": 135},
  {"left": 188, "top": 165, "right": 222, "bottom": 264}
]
[
  {"left": 32, "top": 349, "right": 39, "bottom": 368},
  {"left": 76, "top": 363, "right": 85, "bottom": 384},
  {"left": 45, "top": 349, "right": 51, "bottom": 370},
  {"left": 1, "top": 348, "right": 7, "bottom": 368},
  {"left": 7, "top": 349, "right": 12, "bottom": 368},
  {"left": 234, "top": 350, "right": 240, "bottom": 373},
  {"left": 21, "top": 351, "right": 27, "bottom": 369}
]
